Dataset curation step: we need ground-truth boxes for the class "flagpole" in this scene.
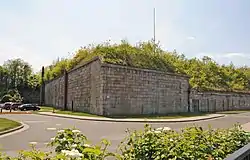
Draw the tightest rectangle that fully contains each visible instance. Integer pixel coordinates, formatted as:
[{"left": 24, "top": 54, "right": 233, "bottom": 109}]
[
  {"left": 153, "top": 8, "right": 156, "bottom": 44},
  {"left": 153, "top": 8, "right": 156, "bottom": 53}
]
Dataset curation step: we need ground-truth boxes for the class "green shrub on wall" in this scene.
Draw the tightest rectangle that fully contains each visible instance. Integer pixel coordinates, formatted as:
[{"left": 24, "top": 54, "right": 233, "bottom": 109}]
[{"left": 43, "top": 40, "right": 250, "bottom": 92}]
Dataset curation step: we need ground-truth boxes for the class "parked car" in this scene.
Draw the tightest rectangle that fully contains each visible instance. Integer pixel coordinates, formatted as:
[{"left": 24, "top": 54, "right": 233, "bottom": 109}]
[
  {"left": 11, "top": 103, "right": 22, "bottom": 110},
  {"left": 2, "top": 102, "right": 13, "bottom": 110},
  {"left": 18, "top": 104, "right": 40, "bottom": 111}
]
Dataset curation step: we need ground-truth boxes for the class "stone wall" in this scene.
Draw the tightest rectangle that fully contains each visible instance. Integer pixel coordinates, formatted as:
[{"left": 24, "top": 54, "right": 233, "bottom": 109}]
[
  {"left": 100, "top": 63, "right": 190, "bottom": 116},
  {"left": 190, "top": 90, "right": 250, "bottom": 112},
  {"left": 66, "top": 59, "right": 102, "bottom": 114},
  {"left": 44, "top": 57, "right": 250, "bottom": 116},
  {"left": 44, "top": 75, "right": 65, "bottom": 108},
  {"left": 44, "top": 58, "right": 102, "bottom": 114},
  {"left": 20, "top": 88, "right": 40, "bottom": 103}
]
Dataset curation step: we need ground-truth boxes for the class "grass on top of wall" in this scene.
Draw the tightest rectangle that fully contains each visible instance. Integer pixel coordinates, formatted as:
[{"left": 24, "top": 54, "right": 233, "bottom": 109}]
[{"left": 37, "top": 106, "right": 208, "bottom": 119}]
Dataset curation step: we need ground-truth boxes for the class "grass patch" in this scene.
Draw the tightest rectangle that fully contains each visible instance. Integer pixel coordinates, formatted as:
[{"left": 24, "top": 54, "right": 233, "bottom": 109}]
[
  {"left": 0, "top": 118, "right": 21, "bottom": 132},
  {"left": 111, "top": 113, "right": 207, "bottom": 119},
  {"left": 217, "top": 110, "right": 250, "bottom": 114},
  {"left": 38, "top": 106, "right": 102, "bottom": 118},
  {"left": 38, "top": 106, "right": 207, "bottom": 119}
]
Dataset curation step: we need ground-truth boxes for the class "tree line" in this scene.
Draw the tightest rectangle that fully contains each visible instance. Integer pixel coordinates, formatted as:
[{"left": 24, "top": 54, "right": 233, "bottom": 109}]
[
  {"left": 1, "top": 40, "right": 250, "bottom": 100},
  {"left": 0, "top": 58, "right": 40, "bottom": 102}
]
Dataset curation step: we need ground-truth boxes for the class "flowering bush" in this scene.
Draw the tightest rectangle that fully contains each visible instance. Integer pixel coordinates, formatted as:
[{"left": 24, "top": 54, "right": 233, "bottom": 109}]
[
  {"left": 49, "top": 128, "right": 116, "bottom": 160},
  {"left": 119, "top": 124, "right": 250, "bottom": 160},
  {"left": 0, "top": 124, "right": 250, "bottom": 160}
]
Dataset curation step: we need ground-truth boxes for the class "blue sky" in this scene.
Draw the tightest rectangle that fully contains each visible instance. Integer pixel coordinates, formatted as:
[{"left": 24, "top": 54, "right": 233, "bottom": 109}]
[{"left": 0, "top": 0, "right": 250, "bottom": 71}]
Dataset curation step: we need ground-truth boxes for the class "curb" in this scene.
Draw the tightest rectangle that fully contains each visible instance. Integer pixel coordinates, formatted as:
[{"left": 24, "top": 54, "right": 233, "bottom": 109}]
[
  {"left": 0, "top": 123, "right": 24, "bottom": 136},
  {"left": 0, "top": 112, "right": 32, "bottom": 115},
  {"left": 37, "top": 112, "right": 225, "bottom": 123}
]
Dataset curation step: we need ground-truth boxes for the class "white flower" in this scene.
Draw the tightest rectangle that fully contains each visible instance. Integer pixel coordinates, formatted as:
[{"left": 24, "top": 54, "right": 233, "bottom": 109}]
[
  {"left": 50, "top": 137, "right": 55, "bottom": 141},
  {"left": 59, "top": 137, "right": 67, "bottom": 142},
  {"left": 170, "top": 138, "right": 174, "bottom": 142},
  {"left": 72, "top": 130, "right": 81, "bottom": 133},
  {"left": 163, "top": 127, "right": 171, "bottom": 131},
  {"left": 72, "top": 144, "right": 77, "bottom": 148},
  {"left": 58, "top": 130, "right": 64, "bottom": 133},
  {"left": 153, "top": 130, "right": 161, "bottom": 134},
  {"left": 156, "top": 127, "right": 171, "bottom": 131},
  {"left": 61, "top": 149, "right": 83, "bottom": 158},
  {"left": 156, "top": 127, "right": 163, "bottom": 131},
  {"left": 29, "top": 142, "right": 37, "bottom": 145},
  {"left": 83, "top": 144, "right": 91, "bottom": 147}
]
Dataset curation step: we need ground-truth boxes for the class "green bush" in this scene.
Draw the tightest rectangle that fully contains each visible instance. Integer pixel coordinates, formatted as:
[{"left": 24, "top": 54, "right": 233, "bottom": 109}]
[
  {"left": 49, "top": 128, "right": 116, "bottom": 159},
  {"left": 119, "top": 124, "right": 250, "bottom": 160},
  {"left": 0, "top": 124, "right": 249, "bottom": 160},
  {"left": 0, "top": 89, "right": 23, "bottom": 103},
  {"left": 1, "top": 94, "right": 13, "bottom": 103}
]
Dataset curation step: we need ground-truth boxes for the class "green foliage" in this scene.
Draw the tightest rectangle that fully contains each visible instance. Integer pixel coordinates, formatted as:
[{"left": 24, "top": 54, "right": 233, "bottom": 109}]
[
  {"left": 49, "top": 128, "right": 116, "bottom": 159},
  {"left": 119, "top": 124, "right": 250, "bottom": 160},
  {"left": 0, "top": 58, "right": 39, "bottom": 91},
  {"left": 0, "top": 124, "right": 249, "bottom": 159},
  {"left": 0, "top": 89, "right": 23, "bottom": 103},
  {"left": 42, "top": 40, "right": 250, "bottom": 92},
  {"left": 1, "top": 94, "right": 13, "bottom": 103}
]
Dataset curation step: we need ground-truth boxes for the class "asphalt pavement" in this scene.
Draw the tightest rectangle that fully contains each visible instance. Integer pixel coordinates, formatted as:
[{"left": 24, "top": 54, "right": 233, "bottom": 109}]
[{"left": 1, "top": 113, "right": 250, "bottom": 157}]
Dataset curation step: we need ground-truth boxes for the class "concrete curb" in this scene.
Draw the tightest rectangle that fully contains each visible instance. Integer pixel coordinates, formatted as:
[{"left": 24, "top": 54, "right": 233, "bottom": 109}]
[
  {"left": 37, "top": 112, "right": 225, "bottom": 123},
  {"left": 0, "top": 123, "right": 24, "bottom": 136},
  {"left": 0, "top": 112, "right": 32, "bottom": 115}
]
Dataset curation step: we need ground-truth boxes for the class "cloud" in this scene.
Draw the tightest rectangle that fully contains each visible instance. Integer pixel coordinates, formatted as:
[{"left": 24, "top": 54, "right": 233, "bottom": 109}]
[
  {"left": 196, "top": 52, "right": 250, "bottom": 67},
  {"left": 221, "top": 52, "right": 248, "bottom": 58},
  {"left": 186, "top": 36, "right": 195, "bottom": 40},
  {"left": 0, "top": 41, "right": 47, "bottom": 72}
]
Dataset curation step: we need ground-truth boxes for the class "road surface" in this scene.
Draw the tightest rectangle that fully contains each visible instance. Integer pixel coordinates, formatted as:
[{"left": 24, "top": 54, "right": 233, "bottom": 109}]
[{"left": 0, "top": 113, "right": 250, "bottom": 156}]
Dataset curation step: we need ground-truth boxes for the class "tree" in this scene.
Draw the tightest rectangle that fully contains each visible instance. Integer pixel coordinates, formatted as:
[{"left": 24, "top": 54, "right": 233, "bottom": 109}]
[{"left": 3, "top": 59, "right": 32, "bottom": 89}]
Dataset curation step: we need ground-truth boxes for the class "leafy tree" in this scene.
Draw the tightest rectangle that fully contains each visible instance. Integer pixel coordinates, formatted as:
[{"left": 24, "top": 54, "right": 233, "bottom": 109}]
[{"left": 3, "top": 58, "right": 32, "bottom": 89}]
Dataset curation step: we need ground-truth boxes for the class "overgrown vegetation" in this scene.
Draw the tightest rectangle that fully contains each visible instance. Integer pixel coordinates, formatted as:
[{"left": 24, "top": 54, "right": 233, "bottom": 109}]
[
  {"left": 0, "top": 124, "right": 249, "bottom": 159},
  {"left": 0, "top": 59, "right": 40, "bottom": 103},
  {"left": 1, "top": 39, "right": 250, "bottom": 101},
  {"left": 42, "top": 40, "right": 250, "bottom": 92}
]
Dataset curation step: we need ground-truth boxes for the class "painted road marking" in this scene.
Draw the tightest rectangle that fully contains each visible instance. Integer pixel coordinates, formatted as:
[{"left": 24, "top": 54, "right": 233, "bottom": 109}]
[
  {"left": 56, "top": 124, "right": 61, "bottom": 126},
  {"left": 46, "top": 128, "right": 57, "bottom": 131},
  {"left": 29, "top": 142, "right": 38, "bottom": 145}
]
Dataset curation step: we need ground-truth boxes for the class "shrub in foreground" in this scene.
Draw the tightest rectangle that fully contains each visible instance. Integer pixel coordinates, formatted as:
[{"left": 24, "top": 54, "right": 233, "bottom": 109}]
[
  {"left": 0, "top": 124, "right": 249, "bottom": 160},
  {"left": 119, "top": 124, "right": 250, "bottom": 160}
]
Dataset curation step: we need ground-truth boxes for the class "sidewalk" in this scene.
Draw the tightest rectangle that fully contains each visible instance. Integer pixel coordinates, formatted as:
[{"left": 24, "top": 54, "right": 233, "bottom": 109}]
[{"left": 37, "top": 112, "right": 225, "bottom": 123}]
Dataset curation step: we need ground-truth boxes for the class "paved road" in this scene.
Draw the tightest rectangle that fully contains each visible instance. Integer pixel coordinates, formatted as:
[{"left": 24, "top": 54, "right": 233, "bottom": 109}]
[{"left": 1, "top": 113, "right": 250, "bottom": 156}]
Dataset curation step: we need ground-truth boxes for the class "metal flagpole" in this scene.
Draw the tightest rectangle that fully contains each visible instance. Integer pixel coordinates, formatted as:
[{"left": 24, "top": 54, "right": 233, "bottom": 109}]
[{"left": 153, "top": 8, "right": 156, "bottom": 53}]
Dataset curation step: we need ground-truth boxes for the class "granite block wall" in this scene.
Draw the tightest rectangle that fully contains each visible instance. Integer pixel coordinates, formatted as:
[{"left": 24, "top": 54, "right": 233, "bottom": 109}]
[
  {"left": 100, "top": 63, "right": 190, "bottom": 116},
  {"left": 66, "top": 59, "right": 102, "bottom": 115},
  {"left": 44, "top": 75, "right": 65, "bottom": 108},
  {"left": 44, "top": 57, "right": 250, "bottom": 116},
  {"left": 190, "top": 90, "right": 250, "bottom": 112}
]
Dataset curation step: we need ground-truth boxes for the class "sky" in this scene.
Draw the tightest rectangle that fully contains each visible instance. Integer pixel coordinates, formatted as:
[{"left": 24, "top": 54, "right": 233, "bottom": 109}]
[{"left": 0, "top": 0, "right": 250, "bottom": 72}]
